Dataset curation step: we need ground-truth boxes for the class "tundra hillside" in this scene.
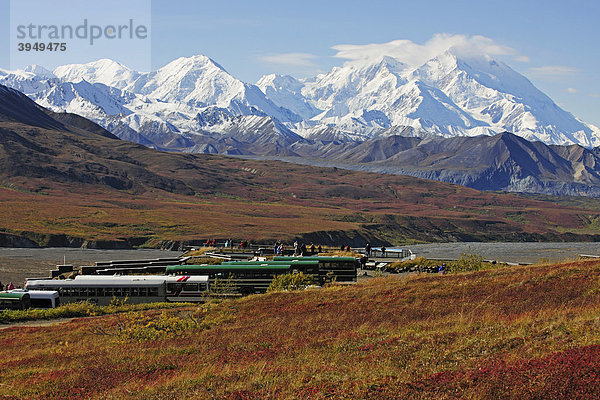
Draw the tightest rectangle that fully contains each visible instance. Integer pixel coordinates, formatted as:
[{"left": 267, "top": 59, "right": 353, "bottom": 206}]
[
  {"left": 2, "top": 259, "right": 600, "bottom": 398},
  {"left": 2, "top": 85, "right": 600, "bottom": 248}
]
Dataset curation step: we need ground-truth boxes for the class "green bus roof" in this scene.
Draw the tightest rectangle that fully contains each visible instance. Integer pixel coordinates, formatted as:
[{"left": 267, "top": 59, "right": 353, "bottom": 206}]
[
  {"left": 221, "top": 260, "right": 319, "bottom": 266},
  {"left": 273, "top": 256, "right": 357, "bottom": 262},
  {"left": 166, "top": 264, "right": 292, "bottom": 272},
  {"left": 0, "top": 292, "right": 30, "bottom": 300}
]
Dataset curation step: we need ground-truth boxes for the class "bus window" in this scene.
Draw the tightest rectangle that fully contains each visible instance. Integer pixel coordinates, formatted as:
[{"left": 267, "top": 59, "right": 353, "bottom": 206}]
[
  {"left": 105, "top": 288, "right": 113, "bottom": 297},
  {"left": 149, "top": 287, "right": 159, "bottom": 297},
  {"left": 167, "top": 283, "right": 177, "bottom": 292},
  {"left": 183, "top": 283, "right": 198, "bottom": 292},
  {"left": 31, "top": 298, "right": 53, "bottom": 308},
  {"left": 114, "top": 288, "right": 123, "bottom": 297},
  {"left": 139, "top": 288, "right": 147, "bottom": 297},
  {"left": 97, "top": 288, "right": 105, "bottom": 297},
  {"left": 131, "top": 287, "right": 139, "bottom": 297}
]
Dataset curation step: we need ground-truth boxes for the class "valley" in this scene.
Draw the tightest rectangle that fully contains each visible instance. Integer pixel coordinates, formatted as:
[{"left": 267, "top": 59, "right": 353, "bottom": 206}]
[{"left": 2, "top": 84, "right": 600, "bottom": 250}]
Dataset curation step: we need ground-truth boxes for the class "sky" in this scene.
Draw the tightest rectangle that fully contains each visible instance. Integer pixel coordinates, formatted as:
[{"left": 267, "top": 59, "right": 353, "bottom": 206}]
[{"left": 0, "top": 0, "right": 598, "bottom": 127}]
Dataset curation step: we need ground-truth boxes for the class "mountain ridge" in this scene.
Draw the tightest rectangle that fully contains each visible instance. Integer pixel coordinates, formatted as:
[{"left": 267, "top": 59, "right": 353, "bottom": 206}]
[{"left": 2, "top": 50, "right": 598, "bottom": 149}]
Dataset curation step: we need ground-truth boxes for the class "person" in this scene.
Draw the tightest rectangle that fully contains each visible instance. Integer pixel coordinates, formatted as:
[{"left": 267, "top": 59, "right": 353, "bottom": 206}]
[
  {"left": 301, "top": 244, "right": 307, "bottom": 256},
  {"left": 340, "top": 245, "right": 345, "bottom": 251},
  {"left": 274, "top": 241, "right": 279, "bottom": 254},
  {"left": 318, "top": 245, "right": 322, "bottom": 253},
  {"left": 346, "top": 245, "right": 351, "bottom": 252},
  {"left": 381, "top": 246, "right": 386, "bottom": 257},
  {"left": 7, "top": 282, "right": 14, "bottom": 290},
  {"left": 224, "top": 239, "right": 229, "bottom": 248},
  {"left": 439, "top": 264, "right": 445, "bottom": 274},
  {"left": 365, "top": 243, "right": 371, "bottom": 257},
  {"left": 310, "top": 244, "right": 316, "bottom": 254},
  {"left": 294, "top": 241, "right": 299, "bottom": 256}
]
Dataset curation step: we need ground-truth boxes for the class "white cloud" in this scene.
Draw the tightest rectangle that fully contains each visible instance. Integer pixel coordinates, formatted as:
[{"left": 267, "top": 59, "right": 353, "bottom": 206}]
[
  {"left": 528, "top": 65, "right": 579, "bottom": 77},
  {"left": 589, "top": 93, "right": 600, "bottom": 98},
  {"left": 259, "top": 52, "right": 318, "bottom": 67},
  {"left": 567, "top": 87, "right": 577, "bottom": 94},
  {"left": 331, "top": 33, "right": 528, "bottom": 67}
]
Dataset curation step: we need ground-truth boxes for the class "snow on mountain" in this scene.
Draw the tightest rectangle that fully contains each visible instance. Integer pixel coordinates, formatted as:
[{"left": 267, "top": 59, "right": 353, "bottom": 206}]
[
  {"left": 23, "top": 65, "right": 56, "bottom": 79},
  {"left": 413, "top": 52, "right": 599, "bottom": 146},
  {"left": 2, "top": 50, "right": 599, "bottom": 150},
  {"left": 2, "top": 55, "right": 303, "bottom": 149},
  {"left": 30, "top": 81, "right": 133, "bottom": 120},
  {"left": 258, "top": 52, "right": 600, "bottom": 147},
  {"left": 256, "top": 74, "right": 321, "bottom": 120},
  {"left": 53, "top": 59, "right": 140, "bottom": 90},
  {"left": 0, "top": 69, "right": 56, "bottom": 95},
  {"left": 127, "top": 55, "right": 301, "bottom": 123}
]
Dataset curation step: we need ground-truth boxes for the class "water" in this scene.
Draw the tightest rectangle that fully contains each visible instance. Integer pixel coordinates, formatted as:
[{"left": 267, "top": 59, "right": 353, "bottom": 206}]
[
  {"left": 406, "top": 242, "right": 600, "bottom": 264},
  {"left": 0, "top": 248, "right": 182, "bottom": 287}
]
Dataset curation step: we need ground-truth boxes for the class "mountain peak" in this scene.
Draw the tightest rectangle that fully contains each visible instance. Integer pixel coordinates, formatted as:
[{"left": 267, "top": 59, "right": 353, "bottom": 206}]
[
  {"left": 23, "top": 64, "right": 56, "bottom": 79},
  {"left": 160, "top": 54, "right": 228, "bottom": 75},
  {"left": 53, "top": 59, "right": 140, "bottom": 89}
]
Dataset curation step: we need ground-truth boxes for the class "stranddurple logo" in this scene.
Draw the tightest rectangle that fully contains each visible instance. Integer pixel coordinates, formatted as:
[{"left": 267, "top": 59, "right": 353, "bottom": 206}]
[{"left": 16, "top": 19, "right": 149, "bottom": 46}]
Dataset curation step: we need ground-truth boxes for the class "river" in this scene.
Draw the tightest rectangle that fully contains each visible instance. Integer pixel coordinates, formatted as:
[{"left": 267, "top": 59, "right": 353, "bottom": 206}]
[
  {"left": 406, "top": 242, "right": 600, "bottom": 264},
  {"left": 0, "top": 248, "right": 182, "bottom": 287}
]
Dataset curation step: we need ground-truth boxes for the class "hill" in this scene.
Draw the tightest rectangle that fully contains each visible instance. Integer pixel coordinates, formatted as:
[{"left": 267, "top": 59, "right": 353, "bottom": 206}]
[
  {"left": 2, "top": 84, "right": 600, "bottom": 248},
  {"left": 2, "top": 259, "right": 600, "bottom": 398},
  {"left": 4, "top": 54, "right": 600, "bottom": 197}
]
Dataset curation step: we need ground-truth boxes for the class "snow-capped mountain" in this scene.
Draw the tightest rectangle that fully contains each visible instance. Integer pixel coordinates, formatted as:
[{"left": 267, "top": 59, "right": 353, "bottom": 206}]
[
  {"left": 53, "top": 59, "right": 140, "bottom": 90},
  {"left": 1, "top": 50, "right": 599, "bottom": 151},
  {"left": 256, "top": 74, "right": 321, "bottom": 120},
  {"left": 258, "top": 51, "right": 600, "bottom": 146},
  {"left": 1, "top": 56, "right": 304, "bottom": 152}
]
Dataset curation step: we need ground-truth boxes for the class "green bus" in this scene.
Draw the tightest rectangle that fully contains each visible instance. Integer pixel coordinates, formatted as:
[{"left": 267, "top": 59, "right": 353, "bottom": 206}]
[
  {"left": 0, "top": 291, "right": 31, "bottom": 310},
  {"left": 166, "top": 264, "right": 294, "bottom": 295},
  {"left": 221, "top": 260, "right": 320, "bottom": 274},
  {"left": 272, "top": 256, "right": 358, "bottom": 283}
]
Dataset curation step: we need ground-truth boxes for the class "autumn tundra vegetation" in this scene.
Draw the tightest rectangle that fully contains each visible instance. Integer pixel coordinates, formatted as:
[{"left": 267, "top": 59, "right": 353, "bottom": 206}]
[{"left": 2, "top": 258, "right": 600, "bottom": 399}]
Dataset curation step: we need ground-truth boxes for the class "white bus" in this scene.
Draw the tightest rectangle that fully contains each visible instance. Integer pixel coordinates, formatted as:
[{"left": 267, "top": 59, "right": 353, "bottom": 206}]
[{"left": 25, "top": 275, "right": 209, "bottom": 306}]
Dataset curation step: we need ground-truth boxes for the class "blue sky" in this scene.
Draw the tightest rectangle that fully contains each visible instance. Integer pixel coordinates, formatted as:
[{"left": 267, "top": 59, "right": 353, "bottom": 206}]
[{"left": 0, "top": 0, "right": 598, "bottom": 127}]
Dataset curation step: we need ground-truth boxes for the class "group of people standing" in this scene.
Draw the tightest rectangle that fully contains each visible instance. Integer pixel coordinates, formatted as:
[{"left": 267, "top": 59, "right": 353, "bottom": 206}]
[{"left": 278, "top": 241, "right": 321, "bottom": 256}]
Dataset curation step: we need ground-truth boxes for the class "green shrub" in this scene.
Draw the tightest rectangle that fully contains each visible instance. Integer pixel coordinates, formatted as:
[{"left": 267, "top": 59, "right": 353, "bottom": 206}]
[
  {"left": 210, "top": 274, "right": 237, "bottom": 295},
  {"left": 267, "top": 272, "right": 315, "bottom": 292},
  {"left": 0, "top": 300, "right": 190, "bottom": 324},
  {"left": 450, "top": 252, "right": 486, "bottom": 273}
]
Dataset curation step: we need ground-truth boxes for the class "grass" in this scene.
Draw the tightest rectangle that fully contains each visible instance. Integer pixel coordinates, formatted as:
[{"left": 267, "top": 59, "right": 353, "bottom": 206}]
[
  {"left": 2, "top": 259, "right": 600, "bottom": 398},
  {"left": 3, "top": 152, "right": 600, "bottom": 246},
  {"left": 0, "top": 300, "right": 191, "bottom": 324}
]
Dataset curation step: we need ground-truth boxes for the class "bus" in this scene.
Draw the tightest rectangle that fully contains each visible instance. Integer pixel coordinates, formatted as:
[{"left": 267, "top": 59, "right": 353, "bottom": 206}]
[
  {"left": 272, "top": 256, "right": 358, "bottom": 283},
  {"left": 0, "top": 291, "right": 31, "bottom": 310},
  {"left": 166, "top": 264, "right": 294, "bottom": 295},
  {"left": 7, "top": 289, "right": 59, "bottom": 308},
  {"left": 25, "top": 275, "right": 209, "bottom": 305},
  {"left": 221, "top": 260, "right": 320, "bottom": 275}
]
